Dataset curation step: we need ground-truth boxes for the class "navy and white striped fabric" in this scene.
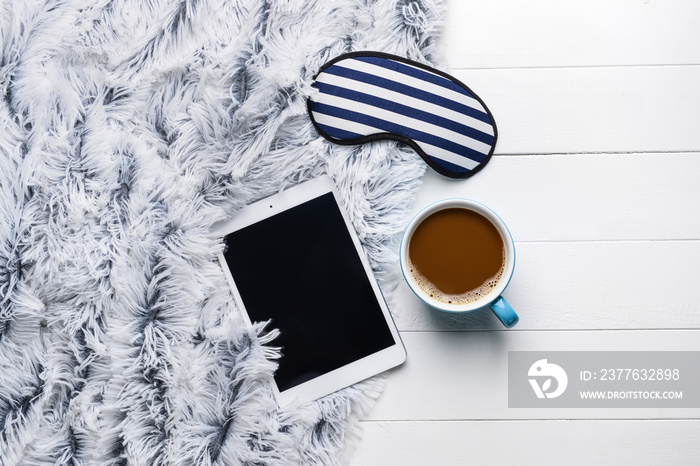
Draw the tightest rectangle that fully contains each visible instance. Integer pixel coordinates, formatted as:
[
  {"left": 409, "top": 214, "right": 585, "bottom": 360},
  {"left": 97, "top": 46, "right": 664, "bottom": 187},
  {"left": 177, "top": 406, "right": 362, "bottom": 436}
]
[{"left": 308, "top": 52, "right": 497, "bottom": 179}]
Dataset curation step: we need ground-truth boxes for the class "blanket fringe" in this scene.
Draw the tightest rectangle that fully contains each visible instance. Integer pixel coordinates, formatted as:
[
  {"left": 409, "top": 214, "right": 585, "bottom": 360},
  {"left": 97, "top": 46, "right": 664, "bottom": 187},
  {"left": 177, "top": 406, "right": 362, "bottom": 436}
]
[{"left": 0, "top": 1, "right": 445, "bottom": 464}]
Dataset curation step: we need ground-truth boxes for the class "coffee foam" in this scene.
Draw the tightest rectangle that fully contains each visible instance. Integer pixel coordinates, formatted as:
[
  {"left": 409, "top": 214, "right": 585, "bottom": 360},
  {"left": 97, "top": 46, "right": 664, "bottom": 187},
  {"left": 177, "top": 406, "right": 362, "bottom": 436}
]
[{"left": 408, "top": 246, "right": 506, "bottom": 306}]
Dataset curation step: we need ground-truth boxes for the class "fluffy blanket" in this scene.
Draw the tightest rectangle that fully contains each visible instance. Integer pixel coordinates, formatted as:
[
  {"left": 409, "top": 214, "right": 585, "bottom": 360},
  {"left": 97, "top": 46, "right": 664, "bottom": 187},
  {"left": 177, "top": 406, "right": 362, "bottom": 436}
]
[{"left": 0, "top": 0, "right": 444, "bottom": 464}]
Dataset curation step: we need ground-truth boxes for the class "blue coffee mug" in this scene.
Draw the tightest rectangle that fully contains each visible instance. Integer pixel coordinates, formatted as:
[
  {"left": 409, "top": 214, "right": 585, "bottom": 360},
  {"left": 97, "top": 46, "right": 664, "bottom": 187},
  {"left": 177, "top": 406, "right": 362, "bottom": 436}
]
[{"left": 400, "top": 199, "right": 518, "bottom": 328}]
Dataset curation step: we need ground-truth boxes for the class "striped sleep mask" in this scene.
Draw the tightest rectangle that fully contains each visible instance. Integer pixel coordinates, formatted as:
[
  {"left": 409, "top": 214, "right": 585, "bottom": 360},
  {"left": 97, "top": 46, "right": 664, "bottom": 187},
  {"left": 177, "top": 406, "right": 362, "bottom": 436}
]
[{"left": 308, "top": 52, "right": 498, "bottom": 179}]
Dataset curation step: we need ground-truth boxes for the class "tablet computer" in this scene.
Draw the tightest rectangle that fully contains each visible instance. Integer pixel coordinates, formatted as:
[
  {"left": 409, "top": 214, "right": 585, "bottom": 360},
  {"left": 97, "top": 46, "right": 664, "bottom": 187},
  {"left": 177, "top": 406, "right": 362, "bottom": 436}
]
[{"left": 215, "top": 175, "right": 406, "bottom": 408}]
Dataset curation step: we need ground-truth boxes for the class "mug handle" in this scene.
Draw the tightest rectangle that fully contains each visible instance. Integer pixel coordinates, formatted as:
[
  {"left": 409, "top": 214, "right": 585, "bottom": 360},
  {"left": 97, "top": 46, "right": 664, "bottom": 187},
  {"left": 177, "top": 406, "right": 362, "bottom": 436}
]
[{"left": 488, "top": 296, "right": 519, "bottom": 328}]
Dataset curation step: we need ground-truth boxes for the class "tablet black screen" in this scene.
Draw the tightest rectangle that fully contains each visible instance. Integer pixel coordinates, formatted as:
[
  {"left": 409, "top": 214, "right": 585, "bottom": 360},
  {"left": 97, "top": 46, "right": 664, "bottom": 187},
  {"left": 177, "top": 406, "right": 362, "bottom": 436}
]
[{"left": 223, "top": 192, "right": 396, "bottom": 392}]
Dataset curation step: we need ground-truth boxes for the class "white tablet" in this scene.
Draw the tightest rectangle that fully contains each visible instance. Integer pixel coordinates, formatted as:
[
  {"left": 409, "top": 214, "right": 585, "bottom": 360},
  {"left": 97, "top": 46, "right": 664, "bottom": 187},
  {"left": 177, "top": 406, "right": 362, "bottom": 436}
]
[{"left": 215, "top": 175, "right": 406, "bottom": 409}]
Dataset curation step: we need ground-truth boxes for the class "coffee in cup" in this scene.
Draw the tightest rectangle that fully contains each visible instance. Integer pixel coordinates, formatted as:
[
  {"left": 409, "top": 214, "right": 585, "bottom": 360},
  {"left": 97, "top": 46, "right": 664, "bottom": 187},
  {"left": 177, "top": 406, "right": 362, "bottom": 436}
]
[{"left": 400, "top": 199, "right": 518, "bottom": 328}]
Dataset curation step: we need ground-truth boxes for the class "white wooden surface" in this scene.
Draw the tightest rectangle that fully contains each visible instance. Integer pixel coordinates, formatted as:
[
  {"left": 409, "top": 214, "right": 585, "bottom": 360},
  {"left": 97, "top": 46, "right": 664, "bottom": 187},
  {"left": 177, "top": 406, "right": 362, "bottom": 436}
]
[{"left": 352, "top": 1, "right": 700, "bottom": 464}]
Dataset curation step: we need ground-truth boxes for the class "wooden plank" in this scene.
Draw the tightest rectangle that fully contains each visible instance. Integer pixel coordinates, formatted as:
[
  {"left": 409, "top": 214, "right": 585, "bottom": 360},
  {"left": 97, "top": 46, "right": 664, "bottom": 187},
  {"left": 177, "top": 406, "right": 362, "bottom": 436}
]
[
  {"left": 382, "top": 153, "right": 700, "bottom": 331},
  {"left": 350, "top": 3, "right": 700, "bottom": 466},
  {"left": 366, "top": 331, "right": 700, "bottom": 421},
  {"left": 387, "top": 240, "right": 700, "bottom": 331},
  {"left": 444, "top": 0, "right": 700, "bottom": 69},
  {"left": 408, "top": 154, "right": 700, "bottom": 242},
  {"left": 449, "top": 66, "right": 700, "bottom": 154},
  {"left": 351, "top": 420, "right": 700, "bottom": 465}
]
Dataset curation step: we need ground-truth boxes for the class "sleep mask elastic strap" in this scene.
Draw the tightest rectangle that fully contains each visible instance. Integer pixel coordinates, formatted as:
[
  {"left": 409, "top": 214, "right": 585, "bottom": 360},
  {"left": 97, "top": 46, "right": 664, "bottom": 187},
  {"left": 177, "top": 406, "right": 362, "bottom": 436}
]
[{"left": 307, "top": 51, "right": 498, "bottom": 179}]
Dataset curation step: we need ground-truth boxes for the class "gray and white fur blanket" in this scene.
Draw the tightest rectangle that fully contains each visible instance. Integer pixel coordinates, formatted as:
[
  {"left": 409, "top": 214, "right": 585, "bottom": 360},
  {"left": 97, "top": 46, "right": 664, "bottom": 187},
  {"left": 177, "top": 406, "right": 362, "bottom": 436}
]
[{"left": 0, "top": 1, "right": 445, "bottom": 464}]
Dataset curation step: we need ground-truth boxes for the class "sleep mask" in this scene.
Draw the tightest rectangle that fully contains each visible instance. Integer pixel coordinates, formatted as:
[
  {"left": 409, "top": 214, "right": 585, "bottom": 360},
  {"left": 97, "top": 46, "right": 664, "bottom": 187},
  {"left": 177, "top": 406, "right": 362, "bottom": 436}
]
[{"left": 308, "top": 52, "right": 498, "bottom": 179}]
